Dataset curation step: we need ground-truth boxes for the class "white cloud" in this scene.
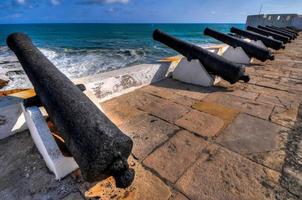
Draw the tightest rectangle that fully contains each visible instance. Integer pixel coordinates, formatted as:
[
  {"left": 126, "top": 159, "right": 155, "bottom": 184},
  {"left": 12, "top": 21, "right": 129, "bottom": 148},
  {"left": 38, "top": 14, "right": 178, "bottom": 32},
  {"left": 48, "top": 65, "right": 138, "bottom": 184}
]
[
  {"left": 16, "top": 0, "right": 26, "bottom": 5},
  {"left": 51, "top": 0, "right": 61, "bottom": 5}
]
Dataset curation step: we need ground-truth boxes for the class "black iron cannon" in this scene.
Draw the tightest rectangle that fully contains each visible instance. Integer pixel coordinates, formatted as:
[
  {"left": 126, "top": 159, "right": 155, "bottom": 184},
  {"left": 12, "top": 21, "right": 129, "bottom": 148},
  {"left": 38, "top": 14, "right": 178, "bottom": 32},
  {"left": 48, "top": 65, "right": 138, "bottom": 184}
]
[
  {"left": 265, "top": 26, "right": 297, "bottom": 38},
  {"left": 153, "top": 29, "right": 249, "bottom": 84},
  {"left": 258, "top": 25, "right": 295, "bottom": 40},
  {"left": 246, "top": 26, "right": 290, "bottom": 44},
  {"left": 7, "top": 33, "right": 134, "bottom": 188},
  {"left": 269, "top": 26, "right": 298, "bottom": 37},
  {"left": 204, "top": 28, "right": 274, "bottom": 62},
  {"left": 230, "top": 27, "right": 285, "bottom": 50},
  {"left": 287, "top": 26, "right": 300, "bottom": 32}
]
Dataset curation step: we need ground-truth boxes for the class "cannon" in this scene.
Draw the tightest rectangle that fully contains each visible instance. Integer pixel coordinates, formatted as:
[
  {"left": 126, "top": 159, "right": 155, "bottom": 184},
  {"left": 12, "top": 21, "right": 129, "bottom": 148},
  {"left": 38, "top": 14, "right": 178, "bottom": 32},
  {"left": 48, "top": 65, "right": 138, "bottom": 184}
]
[
  {"left": 258, "top": 25, "right": 295, "bottom": 40},
  {"left": 204, "top": 28, "right": 274, "bottom": 62},
  {"left": 269, "top": 26, "right": 298, "bottom": 37},
  {"left": 266, "top": 26, "right": 297, "bottom": 38},
  {"left": 230, "top": 27, "right": 285, "bottom": 50},
  {"left": 287, "top": 26, "right": 300, "bottom": 32},
  {"left": 7, "top": 33, "right": 134, "bottom": 188},
  {"left": 246, "top": 26, "right": 290, "bottom": 44},
  {"left": 153, "top": 29, "right": 249, "bottom": 84}
]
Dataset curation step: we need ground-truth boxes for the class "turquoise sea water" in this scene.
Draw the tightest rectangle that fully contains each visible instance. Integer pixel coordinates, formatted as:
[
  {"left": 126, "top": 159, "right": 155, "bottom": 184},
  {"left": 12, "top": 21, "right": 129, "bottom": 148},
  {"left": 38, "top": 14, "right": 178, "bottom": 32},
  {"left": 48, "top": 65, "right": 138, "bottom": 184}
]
[{"left": 0, "top": 23, "right": 244, "bottom": 78}]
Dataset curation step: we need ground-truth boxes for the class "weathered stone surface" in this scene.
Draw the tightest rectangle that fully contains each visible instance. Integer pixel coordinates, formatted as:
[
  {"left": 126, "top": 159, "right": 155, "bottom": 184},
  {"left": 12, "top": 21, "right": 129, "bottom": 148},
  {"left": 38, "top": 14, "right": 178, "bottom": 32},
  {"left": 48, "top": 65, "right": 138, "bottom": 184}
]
[
  {"left": 256, "top": 93, "right": 289, "bottom": 108},
  {"left": 226, "top": 89, "right": 259, "bottom": 100},
  {"left": 203, "top": 93, "right": 274, "bottom": 120},
  {"left": 85, "top": 157, "right": 171, "bottom": 200},
  {"left": 62, "top": 192, "right": 84, "bottom": 200},
  {"left": 169, "top": 190, "right": 189, "bottom": 200},
  {"left": 138, "top": 99, "right": 191, "bottom": 123},
  {"left": 217, "top": 113, "right": 288, "bottom": 171},
  {"left": 101, "top": 90, "right": 163, "bottom": 111},
  {"left": 141, "top": 84, "right": 199, "bottom": 107},
  {"left": 270, "top": 105, "right": 299, "bottom": 129},
  {"left": 103, "top": 105, "right": 146, "bottom": 126},
  {"left": 192, "top": 101, "right": 239, "bottom": 129},
  {"left": 0, "top": 79, "right": 9, "bottom": 89},
  {"left": 175, "top": 110, "right": 224, "bottom": 138},
  {"left": 119, "top": 114, "right": 179, "bottom": 160},
  {"left": 0, "top": 131, "right": 80, "bottom": 200},
  {"left": 176, "top": 144, "right": 284, "bottom": 200},
  {"left": 143, "top": 130, "right": 208, "bottom": 183}
]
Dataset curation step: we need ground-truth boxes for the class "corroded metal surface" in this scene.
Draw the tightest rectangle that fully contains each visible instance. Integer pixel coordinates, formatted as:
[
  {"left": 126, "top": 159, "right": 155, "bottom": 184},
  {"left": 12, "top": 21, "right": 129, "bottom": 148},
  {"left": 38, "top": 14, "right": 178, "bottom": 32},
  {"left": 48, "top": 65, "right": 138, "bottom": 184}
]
[
  {"left": 153, "top": 29, "right": 250, "bottom": 84},
  {"left": 6, "top": 33, "right": 134, "bottom": 188}
]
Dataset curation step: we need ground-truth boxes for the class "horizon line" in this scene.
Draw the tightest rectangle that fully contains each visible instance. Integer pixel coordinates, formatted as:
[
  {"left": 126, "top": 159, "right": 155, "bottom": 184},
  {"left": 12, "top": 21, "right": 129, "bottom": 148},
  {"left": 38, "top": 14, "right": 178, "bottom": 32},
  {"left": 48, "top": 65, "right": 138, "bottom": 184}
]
[{"left": 0, "top": 22, "right": 246, "bottom": 25}]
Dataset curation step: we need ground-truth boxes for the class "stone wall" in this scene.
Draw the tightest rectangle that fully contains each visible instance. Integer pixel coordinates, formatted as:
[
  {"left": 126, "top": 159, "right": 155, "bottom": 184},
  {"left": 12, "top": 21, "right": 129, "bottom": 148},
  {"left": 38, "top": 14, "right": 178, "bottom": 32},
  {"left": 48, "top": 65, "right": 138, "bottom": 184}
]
[{"left": 246, "top": 14, "right": 302, "bottom": 30}]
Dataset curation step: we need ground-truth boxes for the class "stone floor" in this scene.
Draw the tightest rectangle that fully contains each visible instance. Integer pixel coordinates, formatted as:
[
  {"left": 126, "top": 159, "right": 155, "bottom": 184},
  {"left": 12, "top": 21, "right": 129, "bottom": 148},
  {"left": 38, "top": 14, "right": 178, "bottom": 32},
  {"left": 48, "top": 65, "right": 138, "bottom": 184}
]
[{"left": 1, "top": 35, "right": 302, "bottom": 199}]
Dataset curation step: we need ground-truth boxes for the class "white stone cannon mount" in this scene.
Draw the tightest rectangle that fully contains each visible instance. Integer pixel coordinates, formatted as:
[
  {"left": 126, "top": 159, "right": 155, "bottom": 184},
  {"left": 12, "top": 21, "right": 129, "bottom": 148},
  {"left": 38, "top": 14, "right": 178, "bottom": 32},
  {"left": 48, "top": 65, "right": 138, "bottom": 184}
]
[
  {"left": 0, "top": 94, "right": 79, "bottom": 180},
  {"left": 172, "top": 58, "right": 221, "bottom": 87}
]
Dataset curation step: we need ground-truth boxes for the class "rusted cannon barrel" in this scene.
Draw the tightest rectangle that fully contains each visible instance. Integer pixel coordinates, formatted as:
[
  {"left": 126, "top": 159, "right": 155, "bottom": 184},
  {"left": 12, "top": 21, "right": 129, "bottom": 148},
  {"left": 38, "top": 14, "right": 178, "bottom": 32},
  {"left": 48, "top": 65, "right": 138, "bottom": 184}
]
[
  {"left": 246, "top": 26, "right": 290, "bottom": 44},
  {"left": 270, "top": 26, "right": 298, "bottom": 37},
  {"left": 259, "top": 25, "right": 295, "bottom": 40},
  {"left": 204, "top": 28, "right": 274, "bottom": 62},
  {"left": 7, "top": 33, "right": 134, "bottom": 188},
  {"left": 230, "top": 27, "right": 285, "bottom": 50},
  {"left": 153, "top": 29, "right": 249, "bottom": 84}
]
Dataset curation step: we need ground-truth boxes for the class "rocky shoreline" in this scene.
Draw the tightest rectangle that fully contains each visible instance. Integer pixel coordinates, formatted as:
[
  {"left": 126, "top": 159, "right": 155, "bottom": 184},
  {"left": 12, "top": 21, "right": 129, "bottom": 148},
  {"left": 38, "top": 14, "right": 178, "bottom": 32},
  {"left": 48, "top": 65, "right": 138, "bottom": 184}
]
[{"left": 0, "top": 47, "right": 32, "bottom": 90}]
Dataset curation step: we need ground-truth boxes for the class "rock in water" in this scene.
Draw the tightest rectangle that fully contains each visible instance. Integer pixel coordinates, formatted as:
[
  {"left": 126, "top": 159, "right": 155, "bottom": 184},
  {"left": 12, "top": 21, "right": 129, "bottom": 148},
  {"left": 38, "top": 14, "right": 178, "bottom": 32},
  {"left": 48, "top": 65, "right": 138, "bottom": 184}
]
[{"left": 0, "top": 79, "right": 9, "bottom": 89}]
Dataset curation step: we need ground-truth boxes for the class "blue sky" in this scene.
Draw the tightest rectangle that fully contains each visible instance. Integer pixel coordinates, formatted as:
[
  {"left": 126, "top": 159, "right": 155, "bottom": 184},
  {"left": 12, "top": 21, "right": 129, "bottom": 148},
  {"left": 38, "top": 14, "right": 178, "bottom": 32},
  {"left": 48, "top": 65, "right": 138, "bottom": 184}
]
[{"left": 0, "top": 0, "right": 301, "bottom": 24}]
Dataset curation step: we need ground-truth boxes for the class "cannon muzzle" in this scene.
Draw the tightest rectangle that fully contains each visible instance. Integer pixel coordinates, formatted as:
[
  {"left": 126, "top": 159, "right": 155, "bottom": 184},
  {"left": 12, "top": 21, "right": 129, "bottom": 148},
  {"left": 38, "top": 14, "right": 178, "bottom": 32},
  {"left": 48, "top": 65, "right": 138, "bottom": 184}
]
[
  {"left": 246, "top": 26, "right": 290, "bottom": 44},
  {"left": 204, "top": 28, "right": 274, "bottom": 62},
  {"left": 258, "top": 26, "right": 295, "bottom": 40},
  {"left": 230, "top": 27, "right": 285, "bottom": 50},
  {"left": 7, "top": 33, "right": 134, "bottom": 188},
  {"left": 153, "top": 29, "right": 250, "bottom": 84}
]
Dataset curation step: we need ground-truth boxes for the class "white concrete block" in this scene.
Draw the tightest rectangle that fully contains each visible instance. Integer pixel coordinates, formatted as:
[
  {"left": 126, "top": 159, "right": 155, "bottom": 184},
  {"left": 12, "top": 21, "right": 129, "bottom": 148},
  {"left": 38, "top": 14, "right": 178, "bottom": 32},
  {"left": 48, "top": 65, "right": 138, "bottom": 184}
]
[
  {"left": 222, "top": 46, "right": 251, "bottom": 64},
  {"left": 0, "top": 96, "right": 27, "bottom": 140},
  {"left": 23, "top": 106, "right": 79, "bottom": 180},
  {"left": 74, "top": 63, "right": 173, "bottom": 102},
  {"left": 172, "top": 58, "right": 220, "bottom": 87},
  {"left": 250, "top": 40, "right": 268, "bottom": 49}
]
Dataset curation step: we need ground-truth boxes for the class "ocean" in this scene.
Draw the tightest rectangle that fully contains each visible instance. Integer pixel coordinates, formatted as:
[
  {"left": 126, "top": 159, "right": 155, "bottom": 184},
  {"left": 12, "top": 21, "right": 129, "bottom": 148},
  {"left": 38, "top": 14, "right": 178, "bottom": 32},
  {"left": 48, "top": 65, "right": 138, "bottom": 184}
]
[{"left": 0, "top": 23, "right": 244, "bottom": 88}]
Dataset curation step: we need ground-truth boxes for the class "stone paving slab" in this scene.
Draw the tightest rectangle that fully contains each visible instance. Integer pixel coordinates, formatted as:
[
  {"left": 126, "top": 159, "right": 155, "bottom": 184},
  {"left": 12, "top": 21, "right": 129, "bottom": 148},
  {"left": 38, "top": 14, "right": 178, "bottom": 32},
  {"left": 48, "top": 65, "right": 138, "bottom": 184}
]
[
  {"left": 84, "top": 157, "right": 171, "bottom": 200},
  {"left": 119, "top": 114, "right": 179, "bottom": 160},
  {"left": 217, "top": 113, "right": 288, "bottom": 171},
  {"left": 175, "top": 110, "right": 224, "bottom": 138},
  {"left": 143, "top": 130, "right": 208, "bottom": 183},
  {"left": 192, "top": 101, "right": 239, "bottom": 129},
  {"left": 175, "top": 144, "right": 294, "bottom": 200},
  {"left": 203, "top": 93, "right": 275, "bottom": 120}
]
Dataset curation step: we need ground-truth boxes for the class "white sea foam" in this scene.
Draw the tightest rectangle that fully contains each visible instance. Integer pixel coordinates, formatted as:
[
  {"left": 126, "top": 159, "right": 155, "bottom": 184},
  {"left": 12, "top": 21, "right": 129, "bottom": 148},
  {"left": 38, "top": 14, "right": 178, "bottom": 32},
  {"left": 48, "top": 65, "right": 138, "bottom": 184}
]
[{"left": 0, "top": 46, "right": 150, "bottom": 90}]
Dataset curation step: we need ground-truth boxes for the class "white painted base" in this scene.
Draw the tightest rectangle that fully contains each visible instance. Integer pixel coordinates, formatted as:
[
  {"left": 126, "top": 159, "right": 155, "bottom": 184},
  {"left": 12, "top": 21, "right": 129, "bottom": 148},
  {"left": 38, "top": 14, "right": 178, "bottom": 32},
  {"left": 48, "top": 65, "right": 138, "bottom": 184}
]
[
  {"left": 22, "top": 105, "right": 79, "bottom": 180},
  {"left": 172, "top": 58, "right": 220, "bottom": 87},
  {"left": 0, "top": 96, "right": 27, "bottom": 140},
  {"left": 222, "top": 46, "right": 251, "bottom": 64},
  {"left": 249, "top": 40, "right": 268, "bottom": 49}
]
